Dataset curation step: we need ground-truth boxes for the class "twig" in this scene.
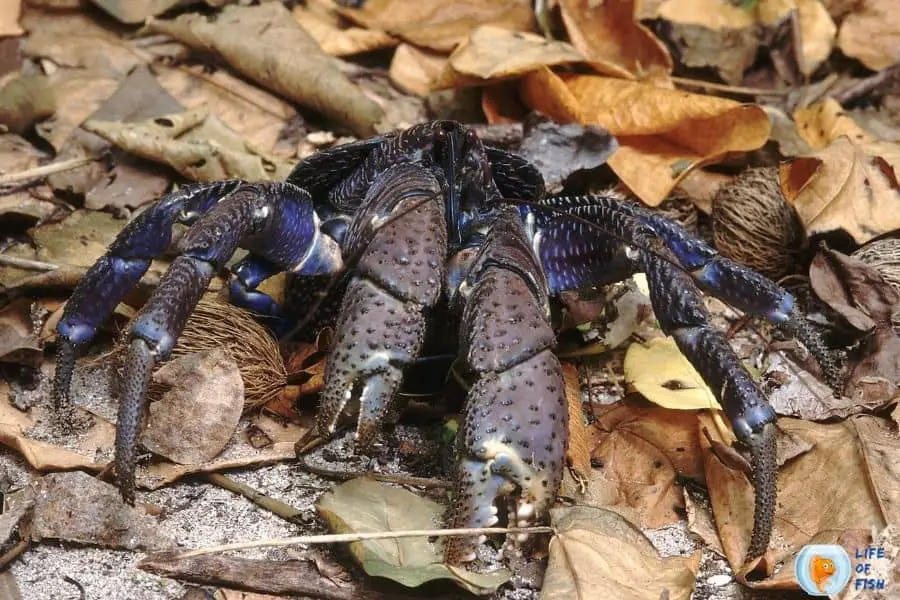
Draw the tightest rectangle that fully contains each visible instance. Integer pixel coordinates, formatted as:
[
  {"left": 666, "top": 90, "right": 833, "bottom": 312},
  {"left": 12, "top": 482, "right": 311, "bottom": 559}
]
[
  {"left": 62, "top": 575, "right": 86, "bottom": 600},
  {"left": 295, "top": 454, "right": 452, "bottom": 488},
  {"left": 0, "top": 538, "right": 29, "bottom": 570},
  {"left": 175, "top": 525, "right": 555, "bottom": 559},
  {"left": 0, "top": 156, "right": 98, "bottom": 186},
  {"left": 832, "top": 62, "right": 900, "bottom": 105},
  {"left": 204, "top": 472, "right": 306, "bottom": 522},
  {"left": 671, "top": 76, "right": 791, "bottom": 97},
  {"left": 0, "top": 255, "right": 59, "bottom": 272}
]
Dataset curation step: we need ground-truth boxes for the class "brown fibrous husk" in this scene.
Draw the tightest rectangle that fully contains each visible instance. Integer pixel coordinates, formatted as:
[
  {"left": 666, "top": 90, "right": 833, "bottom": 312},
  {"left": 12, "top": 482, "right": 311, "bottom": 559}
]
[
  {"left": 851, "top": 238, "right": 900, "bottom": 293},
  {"left": 712, "top": 166, "right": 805, "bottom": 280}
]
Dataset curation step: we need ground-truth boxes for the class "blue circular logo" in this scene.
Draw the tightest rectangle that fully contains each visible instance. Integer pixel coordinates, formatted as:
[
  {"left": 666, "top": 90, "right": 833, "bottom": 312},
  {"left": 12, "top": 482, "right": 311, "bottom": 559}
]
[{"left": 795, "top": 544, "right": 852, "bottom": 596}]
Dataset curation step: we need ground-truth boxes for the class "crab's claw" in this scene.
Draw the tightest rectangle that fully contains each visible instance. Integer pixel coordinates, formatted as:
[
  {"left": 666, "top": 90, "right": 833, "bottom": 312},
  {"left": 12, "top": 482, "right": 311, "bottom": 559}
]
[
  {"left": 314, "top": 163, "right": 447, "bottom": 447},
  {"left": 444, "top": 208, "right": 568, "bottom": 565}
]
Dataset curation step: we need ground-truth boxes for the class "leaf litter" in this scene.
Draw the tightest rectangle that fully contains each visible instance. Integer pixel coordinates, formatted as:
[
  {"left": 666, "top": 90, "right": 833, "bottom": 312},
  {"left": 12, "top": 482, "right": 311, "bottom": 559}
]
[{"left": 2, "top": 1, "right": 900, "bottom": 599}]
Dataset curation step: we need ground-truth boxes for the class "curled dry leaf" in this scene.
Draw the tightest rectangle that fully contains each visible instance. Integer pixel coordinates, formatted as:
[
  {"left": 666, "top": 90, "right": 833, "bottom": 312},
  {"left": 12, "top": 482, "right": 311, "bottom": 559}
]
[
  {"left": 0, "top": 299, "right": 42, "bottom": 368},
  {"left": 31, "top": 471, "right": 175, "bottom": 551},
  {"left": 90, "top": 0, "right": 182, "bottom": 24},
  {"left": 524, "top": 72, "right": 770, "bottom": 205},
  {"left": 779, "top": 136, "right": 900, "bottom": 244},
  {"left": 837, "top": 0, "right": 900, "bottom": 71},
  {"left": 293, "top": 1, "right": 397, "bottom": 57},
  {"left": 559, "top": 0, "right": 672, "bottom": 81},
  {"left": 389, "top": 44, "right": 447, "bottom": 98},
  {"left": 514, "top": 116, "right": 618, "bottom": 194},
  {"left": 542, "top": 505, "right": 697, "bottom": 600},
  {"left": 794, "top": 97, "right": 878, "bottom": 150},
  {"left": 700, "top": 413, "right": 890, "bottom": 586},
  {"left": 624, "top": 337, "right": 720, "bottom": 411},
  {"left": 142, "top": 348, "right": 244, "bottom": 465},
  {"left": 433, "top": 26, "right": 585, "bottom": 90},
  {"left": 0, "top": 0, "right": 22, "bottom": 37},
  {"left": 83, "top": 107, "right": 295, "bottom": 182},
  {"left": 336, "top": 0, "right": 534, "bottom": 53},
  {"left": 316, "top": 477, "right": 510, "bottom": 594},
  {"left": 562, "top": 363, "right": 592, "bottom": 481},
  {"left": 589, "top": 403, "right": 704, "bottom": 528},
  {"left": 147, "top": 2, "right": 383, "bottom": 137},
  {"left": 0, "top": 75, "right": 54, "bottom": 135}
]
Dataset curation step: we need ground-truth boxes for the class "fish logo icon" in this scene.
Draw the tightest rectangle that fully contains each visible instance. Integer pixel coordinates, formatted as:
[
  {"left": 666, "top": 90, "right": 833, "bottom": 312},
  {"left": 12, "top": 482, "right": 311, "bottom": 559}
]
[{"left": 796, "top": 545, "right": 852, "bottom": 596}]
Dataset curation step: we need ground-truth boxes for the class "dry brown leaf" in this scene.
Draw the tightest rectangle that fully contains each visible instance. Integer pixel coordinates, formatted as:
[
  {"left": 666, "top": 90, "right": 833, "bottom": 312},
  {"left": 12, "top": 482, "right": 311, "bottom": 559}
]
[
  {"left": 562, "top": 363, "right": 592, "bottom": 481},
  {"left": 838, "top": 0, "right": 900, "bottom": 71},
  {"left": 91, "top": 0, "right": 182, "bottom": 24},
  {"left": 83, "top": 107, "right": 295, "bottom": 183},
  {"left": 0, "top": 298, "right": 42, "bottom": 368},
  {"left": 147, "top": 2, "right": 382, "bottom": 137},
  {"left": 0, "top": 0, "right": 22, "bottom": 37},
  {"left": 779, "top": 136, "right": 900, "bottom": 244},
  {"left": 293, "top": 2, "right": 397, "bottom": 57},
  {"left": 543, "top": 506, "right": 698, "bottom": 600},
  {"left": 794, "top": 0, "right": 837, "bottom": 75},
  {"left": 700, "top": 413, "right": 888, "bottom": 586},
  {"left": 795, "top": 98, "right": 878, "bottom": 149},
  {"left": 559, "top": 0, "right": 672, "bottom": 81},
  {"left": 31, "top": 471, "right": 175, "bottom": 551},
  {"left": 519, "top": 67, "right": 583, "bottom": 124},
  {"left": 35, "top": 71, "right": 120, "bottom": 153},
  {"left": 337, "top": 0, "right": 534, "bottom": 53},
  {"left": 21, "top": 10, "right": 141, "bottom": 78},
  {"left": 142, "top": 349, "right": 244, "bottom": 465},
  {"left": 587, "top": 404, "right": 704, "bottom": 528},
  {"left": 433, "top": 26, "right": 585, "bottom": 90},
  {"left": 155, "top": 65, "right": 297, "bottom": 157},
  {"left": 389, "top": 44, "right": 447, "bottom": 98},
  {"left": 552, "top": 74, "right": 770, "bottom": 205}
]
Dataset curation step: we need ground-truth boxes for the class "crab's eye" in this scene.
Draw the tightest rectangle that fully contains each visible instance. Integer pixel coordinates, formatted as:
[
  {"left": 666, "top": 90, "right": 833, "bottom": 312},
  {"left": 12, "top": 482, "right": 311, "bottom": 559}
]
[{"left": 465, "top": 129, "right": 477, "bottom": 146}]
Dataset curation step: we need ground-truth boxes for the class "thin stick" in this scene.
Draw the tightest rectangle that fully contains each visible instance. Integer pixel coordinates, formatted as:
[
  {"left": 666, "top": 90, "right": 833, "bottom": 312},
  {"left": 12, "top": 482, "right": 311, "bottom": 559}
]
[
  {"left": 295, "top": 454, "right": 452, "bottom": 488},
  {"left": 0, "top": 538, "right": 29, "bottom": 570},
  {"left": 671, "top": 76, "right": 791, "bottom": 97},
  {"left": 0, "top": 255, "right": 59, "bottom": 271},
  {"left": 176, "top": 525, "right": 555, "bottom": 558},
  {"left": 0, "top": 156, "right": 98, "bottom": 186},
  {"left": 204, "top": 473, "right": 305, "bottom": 522},
  {"left": 832, "top": 62, "right": 900, "bottom": 105}
]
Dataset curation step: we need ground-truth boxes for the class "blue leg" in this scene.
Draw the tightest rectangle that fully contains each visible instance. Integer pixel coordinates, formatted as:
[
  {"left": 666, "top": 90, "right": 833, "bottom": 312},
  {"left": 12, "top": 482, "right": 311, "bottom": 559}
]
[{"left": 53, "top": 180, "right": 244, "bottom": 411}]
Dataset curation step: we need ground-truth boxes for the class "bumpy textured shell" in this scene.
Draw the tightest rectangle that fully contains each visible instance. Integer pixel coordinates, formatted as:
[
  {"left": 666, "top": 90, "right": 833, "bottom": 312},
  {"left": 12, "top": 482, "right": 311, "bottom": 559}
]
[
  {"left": 712, "top": 167, "right": 804, "bottom": 280},
  {"left": 851, "top": 238, "right": 900, "bottom": 293}
]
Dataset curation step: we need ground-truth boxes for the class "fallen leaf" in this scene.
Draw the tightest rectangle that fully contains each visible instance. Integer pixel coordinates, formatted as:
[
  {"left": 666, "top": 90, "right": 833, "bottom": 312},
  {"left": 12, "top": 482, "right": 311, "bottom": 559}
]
[
  {"left": 0, "top": 74, "right": 54, "bottom": 135},
  {"left": 31, "top": 471, "right": 175, "bottom": 551},
  {"left": 794, "top": 97, "right": 878, "bottom": 150},
  {"left": 837, "top": 0, "right": 900, "bottom": 71},
  {"left": 514, "top": 115, "right": 618, "bottom": 195},
  {"left": 542, "top": 505, "right": 697, "bottom": 600},
  {"left": 83, "top": 107, "right": 295, "bottom": 183},
  {"left": 90, "top": 0, "right": 183, "bottom": 24},
  {"left": 142, "top": 349, "right": 244, "bottom": 465},
  {"left": 49, "top": 66, "right": 180, "bottom": 209},
  {"left": 0, "top": 299, "right": 42, "bottom": 367},
  {"left": 316, "top": 477, "right": 510, "bottom": 594},
  {"left": 389, "top": 43, "right": 447, "bottom": 98},
  {"left": 147, "top": 2, "right": 383, "bottom": 137},
  {"left": 779, "top": 136, "right": 900, "bottom": 244},
  {"left": 155, "top": 66, "right": 297, "bottom": 158},
  {"left": 558, "top": 74, "right": 771, "bottom": 205},
  {"left": 562, "top": 363, "right": 592, "bottom": 481},
  {"left": 433, "top": 26, "right": 585, "bottom": 90},
  {"left": 337, "top": 0, "right": 534, "bottom": 53},
  {"left": 293, "top": 2, "right": 398, "bottom": 57},
  {"left": 700, "top": 413, "right": 889, "bottom": 585},
  {"left": 559, "top": 0, "right": 672, "bottom": 81},
  {"left": 794, "top": 0, "right": 837, "bottom": 75},
  {"left": 624, "top": 337, "right": 720, "bottom": 411},
  {"left": 0, "top": 0, "right": 22, "bottom": 37},
  {"left": 655, "top": 0, "right": 758, "bottom": 84}
]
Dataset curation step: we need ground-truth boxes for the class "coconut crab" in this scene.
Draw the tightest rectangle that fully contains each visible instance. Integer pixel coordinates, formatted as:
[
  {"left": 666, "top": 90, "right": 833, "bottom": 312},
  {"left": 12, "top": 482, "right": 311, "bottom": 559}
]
[{"left": 51, "top": 120, "right": 838, "bottom": 565}]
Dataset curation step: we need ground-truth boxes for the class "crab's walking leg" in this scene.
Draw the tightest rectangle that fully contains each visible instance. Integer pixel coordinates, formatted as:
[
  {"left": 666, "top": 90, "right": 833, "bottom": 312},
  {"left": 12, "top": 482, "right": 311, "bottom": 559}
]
[
  {"left": 314, "top": 163, "right": 447, "bottom": 448},
  {"left": 61, "top": 182, "right": 341, "bottom": 503},
  {"left": 641, "top": 244, "right": 777, "bottom": 560},
  {"left": 53, "top": 181, "right": 244, "bottom": 411},
  {"left": 445, "top": 208, "right": 568, "bottom": 565}
]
